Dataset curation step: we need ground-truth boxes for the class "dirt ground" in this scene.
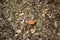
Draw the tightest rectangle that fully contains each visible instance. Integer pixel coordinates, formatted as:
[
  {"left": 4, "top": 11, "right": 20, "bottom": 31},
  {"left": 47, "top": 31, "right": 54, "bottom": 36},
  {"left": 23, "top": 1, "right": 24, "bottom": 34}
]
[{"left": 0, "top": 0, "right": 60, "bottom": 40}]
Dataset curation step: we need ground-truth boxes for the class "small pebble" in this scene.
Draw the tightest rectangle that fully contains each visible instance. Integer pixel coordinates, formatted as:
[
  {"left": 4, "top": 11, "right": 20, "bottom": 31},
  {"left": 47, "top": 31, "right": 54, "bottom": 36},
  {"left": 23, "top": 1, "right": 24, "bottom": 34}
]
[
  {"left": 26, "top": 38, "right": 30, "bottom": 40},
  {"left": 9, "top": 38, "right": 12, "bottom": 40},
  {"left": 21, "top": 20, "right": 24, "bottom": 24},
  {"left": 30, "top": 29, "right": 36, "bottom": 34},
  {"left": 58, "top": 33, "right": 60, "bottom": 36},
  {"left": 18, "top": 13, "right": 24, "bottom": 16},
  {"left": 7, "top": 18, "right": 12, "bottom": 21},
  {"left": 15, "top": 34, "right": 18, "bottom": 36},
  {"left": 16, "top": 29, "right": 21, "bottom": 34},
  {"left": 39, "top": 38, "right": 42, "bottom": 40},
  {"left": 54, "top": 21, "right": 58, "bottom": 28}
]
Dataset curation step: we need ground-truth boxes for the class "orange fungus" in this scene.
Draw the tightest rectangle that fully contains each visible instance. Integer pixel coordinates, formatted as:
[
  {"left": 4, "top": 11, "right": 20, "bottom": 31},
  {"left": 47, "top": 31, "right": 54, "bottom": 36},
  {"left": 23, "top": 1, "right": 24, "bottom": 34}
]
[{"left": 27, "top": 19, "right": 35, "bottom": 25}]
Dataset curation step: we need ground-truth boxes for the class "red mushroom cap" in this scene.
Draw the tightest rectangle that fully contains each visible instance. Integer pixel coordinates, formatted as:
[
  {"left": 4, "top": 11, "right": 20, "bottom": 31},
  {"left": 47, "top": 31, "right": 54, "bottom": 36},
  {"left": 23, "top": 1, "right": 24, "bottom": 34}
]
[{"left": 27, "top": 19, "right": 35, "bottom": 25}]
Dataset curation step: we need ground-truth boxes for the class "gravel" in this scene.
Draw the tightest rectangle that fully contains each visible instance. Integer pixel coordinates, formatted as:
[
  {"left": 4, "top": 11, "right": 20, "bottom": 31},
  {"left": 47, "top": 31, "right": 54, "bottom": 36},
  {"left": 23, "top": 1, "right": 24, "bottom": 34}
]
[{"left": 0, "top": 0, "right": 60, "bottom": 40}]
